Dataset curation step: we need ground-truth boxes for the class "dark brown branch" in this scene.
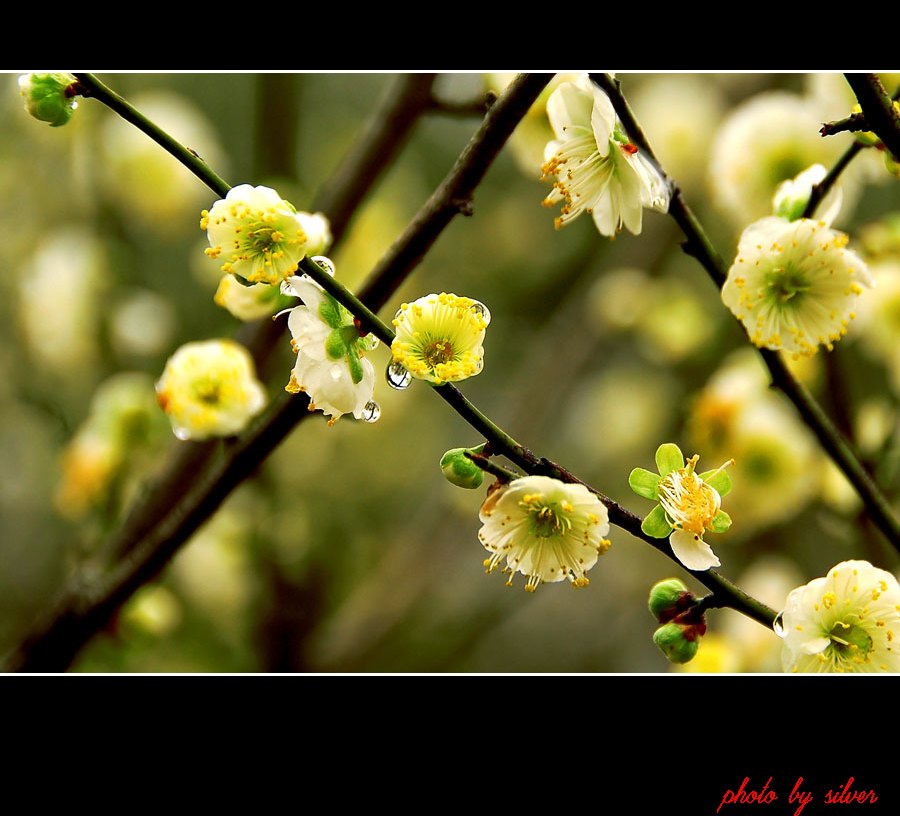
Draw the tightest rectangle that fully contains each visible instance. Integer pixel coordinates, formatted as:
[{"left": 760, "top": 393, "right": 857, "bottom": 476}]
[
  {"left": 845, "top": 73, "right": 900, "bottom": 159},
  {"left": 3, "top": 73, "right": 551, "bottom": 673},
  {"left": 803, "top": 142, "right": 863, "bottom": 219},
  {"left": 427, "top": 92, "right": 496, "bottom": 117},
  {"left": 820, "top": 112, "right": 868, "bottom": 137}
]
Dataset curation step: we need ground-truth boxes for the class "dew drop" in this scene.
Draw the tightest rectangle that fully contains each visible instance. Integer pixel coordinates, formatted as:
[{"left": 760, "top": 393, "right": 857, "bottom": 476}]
[
  {"left": 470, "top": 300, "right": 491, "bottom": 325},
  {"left": 174, "top": 427, "right": 191, "bottom": 441},
  {"left": 386, "top": 361, "right": 412, "bottom": 390},
  {"left": 773, "top": 611, "right": 785, "bottom": 637},
  {"left": 362, "top": 400, "right": 381, "bottom": 423},
  {"left": 359, "top": 333, "right": 380, "bottom": 352},
  {"left": 311, "top": 255, "right": 336, "bottom": 277}
]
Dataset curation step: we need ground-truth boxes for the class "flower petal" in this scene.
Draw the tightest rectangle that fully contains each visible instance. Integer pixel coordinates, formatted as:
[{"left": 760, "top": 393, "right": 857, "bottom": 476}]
[
  {"left": 546, "top": 78, "right": 593, "bottom": 142},
  {"left": 669, "top": 529, "right": 721, "bottom": 571}
]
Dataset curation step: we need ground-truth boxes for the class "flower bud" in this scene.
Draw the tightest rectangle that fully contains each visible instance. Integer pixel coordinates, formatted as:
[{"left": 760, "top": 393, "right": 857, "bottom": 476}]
[
  {"left": 440, "top": 445, "right": 486, "bottom": 489},
  {"left": 19, "top": 72, "right": 78, "bottom": 127},
  {"left": 653, "top": 622, "right": 700, "bottom": 664},
  {"left": 648, "top": 578, "right": 693, "bottom": 623}
]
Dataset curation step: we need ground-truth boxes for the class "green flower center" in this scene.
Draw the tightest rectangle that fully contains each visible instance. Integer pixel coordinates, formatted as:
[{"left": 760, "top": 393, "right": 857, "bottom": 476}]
[
  {"left": 248, "top": 225, "right": 278, "bottom": 254},
  {"left": 523, "top": 500, "right": 572, "bottom": 538},
  {"left": 766, "top": 265, "right": 811, "bottom": 305},
  {"left": 829, "top": 621, "right": 874, "bottom": 661},
  {"left": 422, "top": 339, "right": 455, "bottom": 367},
  {"left": 193, "top": 377, "right": 222, "bottom": 405}
]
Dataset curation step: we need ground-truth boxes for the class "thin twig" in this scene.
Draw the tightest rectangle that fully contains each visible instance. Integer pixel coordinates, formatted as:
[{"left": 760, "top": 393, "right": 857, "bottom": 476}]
[{"left": 820, "top": 112, "right": 868, "bottom": 137}]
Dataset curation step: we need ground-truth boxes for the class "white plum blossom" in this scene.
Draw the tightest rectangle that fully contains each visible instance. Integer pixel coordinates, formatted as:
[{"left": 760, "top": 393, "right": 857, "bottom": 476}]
[
  {"left": 779, "top": 560, "right": 900, "bottom": 673},
  {"left": 202, "top": 185, "right": 331, "bottom": 285},
  {"left": 541, "top": 73, "right": 669, "bottom": 237},
  {"left": 478, "top": 475, "right": 611, "bottom": 592},
  {"left": 155, "top": 339, "right": 267, "bottom": 441},
  {"left": 391, "top": 293, "right": 490, "bottom": 384},
  {"left": 721, "top": 216, "right": 873, "bottom": 357},
  {"left": 281, "top": 268, "right": 378, "bottom": 425}
]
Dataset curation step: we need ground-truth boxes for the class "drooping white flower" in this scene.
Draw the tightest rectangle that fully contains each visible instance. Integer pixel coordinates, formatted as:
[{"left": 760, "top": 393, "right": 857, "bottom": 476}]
[
  {"left": 155, "top": 339, "right": 267, "bottom": 440},
  {"left": 281, "top": 266, "right": 378, "bottom": 425},
  {"left": 214, "top": 274, "right": 294, "bottom": 322},
  {"left": 478, "top": 475, "right": 611, "bottom": 592},
  {"left": 721, "top": 216, "right": 873, "bottom": 357},
  {"left": 201, "top": 185, "right": 331, "bottom": 285},
  {"left": 629, "top": 443, "right": 733, "bottom": 572},
  {"left": 391, "top": 293, "right": 490, "bottom": 384},
  {"left": 541, "top": 74, "right": 669, "bottom": 237},
  {"left": 779, "top": 560, "right": 900, "bottom": 673}
]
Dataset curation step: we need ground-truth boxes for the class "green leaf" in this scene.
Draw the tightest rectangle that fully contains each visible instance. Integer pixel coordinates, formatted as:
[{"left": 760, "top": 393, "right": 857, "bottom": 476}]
[
  {"left": 628, "top": 468, "right": 661, "bottom": 500},
  {"left": 346, "top": 349, "right": 364, "bottom": 384},
  {"left": 324, "top": 329, "right": 347, "bottom": 361},
  {"left": 700, "top": 469, "right": 732, "bottom": 498},
  {"left": 318, "top": 293, "right": 343, "bottom": 329},
  {"left": 641, "top": 504, "right": 673, "bottom": 538},
  {"left": 710, "top": 510, "right": 732, "bottom": 533},
  {"left": 655, "top": 443, "right": 684, "bottom": 477}
]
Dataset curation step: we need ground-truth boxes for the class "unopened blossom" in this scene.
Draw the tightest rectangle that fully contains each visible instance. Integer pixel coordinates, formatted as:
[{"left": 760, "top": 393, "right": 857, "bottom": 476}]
[
  {"left": 779, "top": 560, "right": 900, "bottom": 673},
  {"left": 281, "top": 267, "right": 378, "bottom": 425},
  {"left": 156, "top": 339, "right": 267, "bottom": 440},
  {"left": 772, "top": 164, "right": 841, "bottom": 225},
  {"left": 721, "top": 216, "right": 873, "bottom": 357},
  {"left": 541, "top": 73, "right": 669, "bottom": 237},
  {"left": 201, "top": 185, "right": 331, "bottom": 285},
  {"left": 629, "top": 443, "right": 733, "bottom": 571},
  {"left": 18, "top": 72, "right": 78, "bottom": 126},
  {"left": 391, "top": 293, "right": 490, "bottom": 384},
  {"left": 478, "top": 475, "right": 611, "bottom": 592}
]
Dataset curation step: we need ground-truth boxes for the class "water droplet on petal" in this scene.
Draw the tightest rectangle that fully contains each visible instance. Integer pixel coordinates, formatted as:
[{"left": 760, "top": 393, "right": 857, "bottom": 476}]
[
  {"left": 773, "top": 611, "right": 785, "bottom": 638},
  {"left": 470, "top": 300, "right": 491, "bottom": 325},
  {"left": 311, "top": 255, "right": 336, "bottom": 277},
  {"left": 359, "top": 334, "right": 379, "bottom": 352},
  {"left": 174, "top": 427, "right": 191, "bottom": 441},
  {"left": 362, "top": 401, "right": 381, "bottom": 423},
  {"left": 386, "top": 361, "right": 412, "bottom": 390}
]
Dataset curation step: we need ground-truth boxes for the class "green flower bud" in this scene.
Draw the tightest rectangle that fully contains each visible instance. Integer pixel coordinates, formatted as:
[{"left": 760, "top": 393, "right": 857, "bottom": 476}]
[
  {"left": 440, "top": 445, "right": 486, "bottom": 489},
  {"left": 648, "top": 578, "right": 692, "bottom": 622},
  {"left": 653, "top": 622, "right": 700, "bottom": 664},
  {"left": 19, "top": 73, "right": 78, "bottom": 127}
]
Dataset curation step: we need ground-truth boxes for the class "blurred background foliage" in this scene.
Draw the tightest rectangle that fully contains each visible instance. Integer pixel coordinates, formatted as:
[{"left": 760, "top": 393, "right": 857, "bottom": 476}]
[{"left": 3, "top": 72, "right": 900, "bottom": 673}]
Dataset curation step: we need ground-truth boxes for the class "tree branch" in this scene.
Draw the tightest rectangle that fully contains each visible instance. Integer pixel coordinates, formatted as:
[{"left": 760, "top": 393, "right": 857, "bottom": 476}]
[{"left": 845, "top": 73, "right": 900, "bottom": 159}]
